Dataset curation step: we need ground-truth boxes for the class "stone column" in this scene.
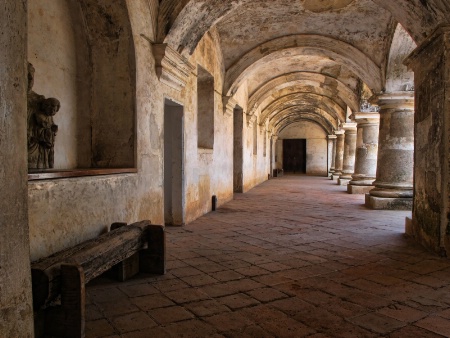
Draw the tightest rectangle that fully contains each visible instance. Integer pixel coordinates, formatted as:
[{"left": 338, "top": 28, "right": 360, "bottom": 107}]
[
  {"left": 0, "top": 1, "right": 34, "bottom": 337},
  {"left": 270, "top": 135, "right": 278, "bottom": 176},
  {"left": 332, "top": 130, "right": 345, "bottom": 180},
  {"left": 348, "top": 113, "right": 380, "bottom": 194},
  {"left": 328, "top": 135, "right": 337, "bottom": 177},
  {"left": 365, "top": 93, "right": 414, "bottom": 210},
  {"left": 404, "top": 26, "right": 450, "bottom": 255},
  {"left": 338, "top": 123, "right": 357, "bottom": 186}
]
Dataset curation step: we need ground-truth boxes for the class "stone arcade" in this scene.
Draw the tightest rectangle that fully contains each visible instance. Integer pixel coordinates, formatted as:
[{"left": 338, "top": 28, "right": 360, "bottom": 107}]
[{"left": 1, "top": 0, "right": 450, "bottom": 336}]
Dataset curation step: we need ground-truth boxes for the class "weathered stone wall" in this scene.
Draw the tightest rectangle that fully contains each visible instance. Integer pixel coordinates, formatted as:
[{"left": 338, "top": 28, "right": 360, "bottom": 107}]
[
  {"left": 278, "top": 122, "right": 328, "bottom": 176},
  {"left": 0, "top": 1, "right": 34, "bottom": 336},
  {"left": 405, "top": 27, "right": 450, "bottom": 255},
  {"left": 28, "top": 0, "right": 91, "bottom": 168},
  {"left": 28, "top": 0, "right": 136, "bottom": 169},
  {"left": 28, "top": 0, "right": 164, "bottom": 260}
]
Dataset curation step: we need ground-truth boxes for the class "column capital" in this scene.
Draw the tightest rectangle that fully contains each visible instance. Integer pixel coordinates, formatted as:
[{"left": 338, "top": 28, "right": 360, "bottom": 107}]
[
  {"left": 353, "top": 112, "right": 380, "bottom": 125},
  {"left": 327, "top": 135, "right": 337, "bottom": 140},
  {"left": 373, "top": 92, "right": 414, "bottom": 110},
  {"left": 334, "top": 129, "right": 345, "bottom": 136},
  {"left": 341, "top": 122, "right": 357, "bottom": 132}
]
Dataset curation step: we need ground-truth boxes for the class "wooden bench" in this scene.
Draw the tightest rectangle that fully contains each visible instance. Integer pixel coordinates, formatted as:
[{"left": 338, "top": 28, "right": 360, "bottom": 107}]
[{"left": 31, "top": 220, "right": 165, "bottom": 338}]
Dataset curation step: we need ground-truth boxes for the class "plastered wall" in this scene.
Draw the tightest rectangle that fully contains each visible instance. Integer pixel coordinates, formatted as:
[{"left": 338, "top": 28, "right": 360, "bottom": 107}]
[
  {"left": 27, "top": 0, "right": 272, "bottom": 260},
  {"left": 28, "top": 0, "right": 164, "bottom": 260},
  {"left": 277, "top": 122, "right": 328, "bottom": 176}
]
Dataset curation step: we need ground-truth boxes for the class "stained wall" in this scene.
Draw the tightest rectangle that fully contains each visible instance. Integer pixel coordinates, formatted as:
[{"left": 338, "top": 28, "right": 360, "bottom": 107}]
[
  {"left": 28, "top": 0, "right": 164, "bottom": 260},
  {"left": 277, "top": 122, "right": 328, "bottom": 176}
]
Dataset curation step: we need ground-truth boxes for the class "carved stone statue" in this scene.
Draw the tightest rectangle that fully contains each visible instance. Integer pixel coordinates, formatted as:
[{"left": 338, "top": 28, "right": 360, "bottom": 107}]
[{"left": 27, "top": 63, "right": 60, "bottom": 169}]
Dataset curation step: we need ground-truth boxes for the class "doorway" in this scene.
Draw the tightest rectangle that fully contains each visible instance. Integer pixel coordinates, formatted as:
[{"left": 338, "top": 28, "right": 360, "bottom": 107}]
[
  {"left": 164, "top": 99, "right": 184, "bottom": 225},
  {"left": 283, "top": 139, "right": 307, "bottom": 173},
  {"left": 233, "top": 107, "right": 244, "bottom": 192}
]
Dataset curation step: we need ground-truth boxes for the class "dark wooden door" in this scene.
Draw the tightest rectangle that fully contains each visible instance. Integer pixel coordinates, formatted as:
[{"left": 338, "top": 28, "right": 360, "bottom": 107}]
[{"left": 283, "top": 139, "right": 306, "bottom": 173}]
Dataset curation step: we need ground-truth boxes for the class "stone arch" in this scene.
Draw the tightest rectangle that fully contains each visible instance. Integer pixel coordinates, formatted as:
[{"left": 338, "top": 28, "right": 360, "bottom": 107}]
[
  {"left": 248, "top": 72, "right": 359, "bottom": 115},
  {"left": 385, "top": 23, "right": 417, "bottom": 92},
  {"left": 224, "top": 35, "right": 382, "bottom": 95},
  {"left": 273, "top": 113, "right": 334, "bottom": 135},
  {"left": 260, "top": 93, "right": 345, "bottom": 125},
  {"left": 268, "top": 106, "right": 339, "bottom": 134},
  {"left": 158, "top": 0, "right": 445, "bottom": 57}
]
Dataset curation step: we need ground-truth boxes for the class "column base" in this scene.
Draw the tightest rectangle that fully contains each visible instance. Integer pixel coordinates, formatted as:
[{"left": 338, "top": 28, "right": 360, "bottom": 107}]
[
  {"left": 337, "top": 178, "right": 350, "bottom": 186},
  {"left": 347, "top": 185, "right": 374, "bottom": 194},
  {"left": 365, "top": 194, "right": 412, "bottom": 210},
  {"left": 331, "top": 174, "right": 339, "bottom": 180}
]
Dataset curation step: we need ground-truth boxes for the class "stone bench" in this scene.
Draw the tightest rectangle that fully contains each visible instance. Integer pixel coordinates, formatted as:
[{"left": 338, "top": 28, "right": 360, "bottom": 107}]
[{"left": 31, "top": 220, "right": 165, "bottom": 338}]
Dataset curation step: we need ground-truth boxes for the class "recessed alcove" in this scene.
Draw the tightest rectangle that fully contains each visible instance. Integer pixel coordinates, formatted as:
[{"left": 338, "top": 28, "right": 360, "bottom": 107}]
[{"left": 27, "top": 0, "right": 136, "bottom": 180}]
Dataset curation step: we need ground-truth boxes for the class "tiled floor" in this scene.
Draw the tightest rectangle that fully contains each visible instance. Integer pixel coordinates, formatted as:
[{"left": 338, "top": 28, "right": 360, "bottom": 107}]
[{"left": 86, "top": 175, "right": 450, "bottom": 337}]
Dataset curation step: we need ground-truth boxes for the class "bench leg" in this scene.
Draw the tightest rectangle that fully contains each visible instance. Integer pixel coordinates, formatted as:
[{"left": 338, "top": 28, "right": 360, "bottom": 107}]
[
  {"left": 61, "top": 264, "right": 85, "bottom": 338},
  {"left": 140, "top": 224, "right": 166, "bottom": 275}
]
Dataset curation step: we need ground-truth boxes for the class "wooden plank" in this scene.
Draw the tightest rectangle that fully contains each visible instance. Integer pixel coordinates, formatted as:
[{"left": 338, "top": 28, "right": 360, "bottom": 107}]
[
  {"left": 28, "top": 168, "right": 137, "bottom": 181},
  {"left": 61, "top": 264, "right": 85, "bottom": 338},
  {"left": 31, "top": 220, "right": 150, "bottom": 309}
]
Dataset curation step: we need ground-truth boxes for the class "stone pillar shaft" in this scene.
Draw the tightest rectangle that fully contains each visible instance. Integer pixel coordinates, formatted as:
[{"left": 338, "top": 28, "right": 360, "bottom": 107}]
[
  {"left": 404, "top": 26, "right": 450, "bottom": 255},
  {"left": 328, "top": 135, "right": 337, "bottom": 177},
  {"left": 0, "top": 1, "right": 34, "bottom": 337},
  {"left": 365, "top": 93, "right": 414, "bottom": 209},
  {"left": 348, "top": 113, "right": 380, "bottom": 194},
  {"left": 338, "top": 123, "right": 357, "bottom": 185},
  {"left": 332, "top": 130, "right": 345, "bottom": 180}
]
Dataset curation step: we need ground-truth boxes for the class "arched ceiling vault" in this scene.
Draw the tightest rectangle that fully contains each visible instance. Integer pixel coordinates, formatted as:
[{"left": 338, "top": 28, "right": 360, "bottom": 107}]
[
  {"left": 157, "top": 0, "right": 448, "bottom": 139},
  {"left": 158, "top": 0, "right": 447, "bottom": 57},
  {"left": 255, "top": 86, "right": 348, "bottom": 118},
  {"left": 267, "top": 106, "right": 339, "bottom": 134},
  {"left": 224, "top": 34, "right": 383, "bottom": 95},
  {"left": 261, "top": 93, "right": 345, "bottom": 125},
  {"left": 272, "top": 113, "right": 334, "bottom": 135},
  {"left": 248, "top": 72, "right": 359, "bottom": 114}
]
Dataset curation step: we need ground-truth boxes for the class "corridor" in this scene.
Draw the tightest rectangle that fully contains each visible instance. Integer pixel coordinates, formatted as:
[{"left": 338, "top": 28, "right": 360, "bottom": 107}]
[{"left": 86, "top": 176, "right": 450, "bottom": 337}]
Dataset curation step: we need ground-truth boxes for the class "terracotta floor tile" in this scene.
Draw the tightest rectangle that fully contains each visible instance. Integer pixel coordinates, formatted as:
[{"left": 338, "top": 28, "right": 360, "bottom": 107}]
[
  {"left": 415, "top": 316, "right": 450, "bottom": 337},
  {"left": 148, "top": 305, "right": 194, "bottom": 324},
  {"left": 217, "top": 292, "right": 260, "bottom": 309},
  {"left": 85, "top": 176, "right": 450, "bottom": 337},
  {"left": 348, "top": 312, "right": 405, "bottom": 334}
]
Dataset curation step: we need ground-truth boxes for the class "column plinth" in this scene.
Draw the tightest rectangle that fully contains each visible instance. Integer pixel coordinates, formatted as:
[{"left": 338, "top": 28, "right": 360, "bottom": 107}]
[
  {"left": 348, "top": 113, "right": 380, "bottom": 194},
  {"left": 338, "top": 123, "right": 357, "bottom": 186},
  {"left": 365, "top": 93, "right": 414, "bottom": 210},
  {"left": 332, "top": 130, "right": 345, "bottom": 180}
]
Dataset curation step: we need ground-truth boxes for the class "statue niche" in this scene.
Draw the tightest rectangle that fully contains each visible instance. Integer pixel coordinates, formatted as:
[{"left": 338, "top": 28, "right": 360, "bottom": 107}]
[{"left": 27, "top": 63, "right": 61, "bottom": 169}]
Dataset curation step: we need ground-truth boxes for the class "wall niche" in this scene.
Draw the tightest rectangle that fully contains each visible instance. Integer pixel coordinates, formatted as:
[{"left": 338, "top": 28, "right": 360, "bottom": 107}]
[{"left": 28, "top": 0, "right": 136, "bottom": 178}]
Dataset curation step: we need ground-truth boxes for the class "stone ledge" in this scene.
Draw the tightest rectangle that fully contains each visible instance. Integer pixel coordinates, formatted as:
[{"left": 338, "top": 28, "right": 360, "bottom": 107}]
[
  {"left": 347, "top": 185, "right": 374, "bottom": 194},
  {"left": 365, "top": 194, "right": 412, "bottom": 210}
]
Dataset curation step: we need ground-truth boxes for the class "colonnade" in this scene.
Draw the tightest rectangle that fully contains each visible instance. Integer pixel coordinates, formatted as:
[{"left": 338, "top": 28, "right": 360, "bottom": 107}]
[{"left": 327, "top": 92, "right": 414, "bottom": 211}]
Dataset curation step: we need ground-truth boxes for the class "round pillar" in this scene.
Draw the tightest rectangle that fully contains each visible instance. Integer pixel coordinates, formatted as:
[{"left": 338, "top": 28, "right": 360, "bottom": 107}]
[
  {"left": 348, "top": 113, "right": 380, "bottom": 194},
  {"left": 338, "top": 123, "right": 357, "bottom": 185},
  {"left": 332, "top": 130, "right": 345, "bottom": 180},
  {"left": 365, "top": 93, "right": 414, "bottom": 210},
  {"left": 328, "top": 135, "right": 337, "bottom": 177}
]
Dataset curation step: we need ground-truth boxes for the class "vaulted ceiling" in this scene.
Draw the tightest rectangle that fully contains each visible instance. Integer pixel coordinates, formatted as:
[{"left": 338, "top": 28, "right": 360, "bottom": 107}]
[{"left": 158, "top": 0, "right": 449, "bottom": 134}]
